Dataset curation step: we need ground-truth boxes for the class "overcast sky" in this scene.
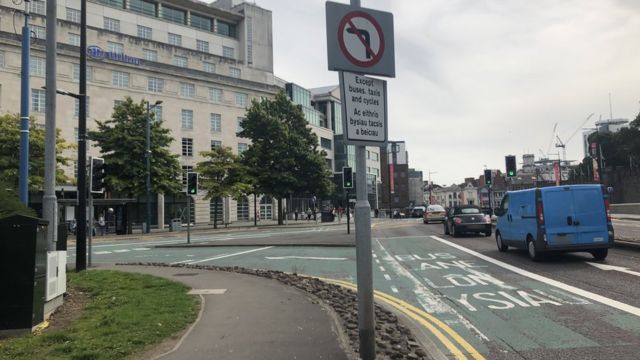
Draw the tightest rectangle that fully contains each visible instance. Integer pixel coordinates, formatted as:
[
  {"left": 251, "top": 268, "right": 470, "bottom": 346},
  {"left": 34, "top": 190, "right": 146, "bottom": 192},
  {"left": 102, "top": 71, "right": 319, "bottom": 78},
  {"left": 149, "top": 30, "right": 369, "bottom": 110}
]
[{"left": 262, "top": 0, "right": 640, "bottom": 185}]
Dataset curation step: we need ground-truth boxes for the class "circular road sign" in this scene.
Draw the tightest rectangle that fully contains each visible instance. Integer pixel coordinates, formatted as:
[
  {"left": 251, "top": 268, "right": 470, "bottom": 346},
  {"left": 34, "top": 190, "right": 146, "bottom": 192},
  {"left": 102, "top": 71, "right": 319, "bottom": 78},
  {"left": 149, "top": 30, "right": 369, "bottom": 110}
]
[{"left": 337, "top": 11, "right": 385, "bottom": 68}]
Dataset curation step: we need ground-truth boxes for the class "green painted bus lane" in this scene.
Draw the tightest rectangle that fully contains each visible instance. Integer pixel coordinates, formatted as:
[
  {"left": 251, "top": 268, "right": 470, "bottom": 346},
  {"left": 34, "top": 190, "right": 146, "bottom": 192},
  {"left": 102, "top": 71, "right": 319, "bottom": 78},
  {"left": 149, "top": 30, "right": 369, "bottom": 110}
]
[{"left": 374, "top": 235, "right": 640, "bottom": 358}]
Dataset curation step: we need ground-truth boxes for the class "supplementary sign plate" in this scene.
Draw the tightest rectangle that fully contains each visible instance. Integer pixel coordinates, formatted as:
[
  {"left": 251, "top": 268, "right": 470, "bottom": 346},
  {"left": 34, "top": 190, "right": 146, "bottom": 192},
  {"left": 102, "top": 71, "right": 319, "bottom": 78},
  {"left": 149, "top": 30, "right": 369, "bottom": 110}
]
[{"left": 340, "top": 72, "right": 387, "bottom": 146}]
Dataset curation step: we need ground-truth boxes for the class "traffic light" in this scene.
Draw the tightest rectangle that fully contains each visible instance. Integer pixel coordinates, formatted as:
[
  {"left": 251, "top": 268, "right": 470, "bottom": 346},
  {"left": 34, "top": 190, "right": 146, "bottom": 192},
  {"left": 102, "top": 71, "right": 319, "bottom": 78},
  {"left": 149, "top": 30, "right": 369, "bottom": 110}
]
[
  {"left": 342, "top": 167, "right": 353, "bottom": 188},
  {"left": 505, "top": 155, "right": 517, "bottom": 177},
  {"left": 484, "top": 169, "right": 492, "bottom": 186},
  {"left": 187, "top": 172, "right": 198, "bottom": 195},
  {"left": 90, "top": 157, "right": 105, "bottom": 193}
]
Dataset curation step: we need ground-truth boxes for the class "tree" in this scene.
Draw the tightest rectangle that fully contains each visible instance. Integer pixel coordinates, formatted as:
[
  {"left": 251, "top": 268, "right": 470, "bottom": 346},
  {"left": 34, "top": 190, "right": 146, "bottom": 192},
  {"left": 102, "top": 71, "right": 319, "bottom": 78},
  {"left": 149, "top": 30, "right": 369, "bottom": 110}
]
[
  {"left": 239, "top": 91, "right": 334, "bottom": 225},
  {"left": 0, "top": 113, "right": 74, "bottom": 191},
  {"left": 88, "top": 97, "right": 182, "bottom": 197},
  {"left": 194, "top": 147, "right": 251, "bottom": 228},
  {"left": 0, "top": 181, "right": 36, "bottom": 218}
]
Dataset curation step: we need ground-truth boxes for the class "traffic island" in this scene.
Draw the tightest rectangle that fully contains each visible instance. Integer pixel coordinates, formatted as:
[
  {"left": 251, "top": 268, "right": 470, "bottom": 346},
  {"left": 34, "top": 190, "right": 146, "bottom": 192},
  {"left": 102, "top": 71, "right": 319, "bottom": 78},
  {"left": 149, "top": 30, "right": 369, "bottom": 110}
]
[{"left": 123, "top": 262, "right": 429, "bottom": 359}]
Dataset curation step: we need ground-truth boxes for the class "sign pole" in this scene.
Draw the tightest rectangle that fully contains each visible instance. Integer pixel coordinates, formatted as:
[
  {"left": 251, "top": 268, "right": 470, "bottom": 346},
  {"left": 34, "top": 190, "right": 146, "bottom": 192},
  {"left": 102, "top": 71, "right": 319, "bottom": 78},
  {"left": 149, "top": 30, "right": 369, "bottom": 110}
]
[{"left": 187, "top": 195, "right": 191, "bottom": 244}]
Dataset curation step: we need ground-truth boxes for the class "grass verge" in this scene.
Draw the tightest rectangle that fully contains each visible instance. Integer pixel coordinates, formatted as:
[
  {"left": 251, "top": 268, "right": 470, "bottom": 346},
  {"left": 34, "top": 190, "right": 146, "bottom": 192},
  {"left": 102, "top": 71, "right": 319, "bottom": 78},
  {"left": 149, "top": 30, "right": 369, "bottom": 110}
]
[{"left": 0, "top": 270, "right": 199, "bottom": 360}]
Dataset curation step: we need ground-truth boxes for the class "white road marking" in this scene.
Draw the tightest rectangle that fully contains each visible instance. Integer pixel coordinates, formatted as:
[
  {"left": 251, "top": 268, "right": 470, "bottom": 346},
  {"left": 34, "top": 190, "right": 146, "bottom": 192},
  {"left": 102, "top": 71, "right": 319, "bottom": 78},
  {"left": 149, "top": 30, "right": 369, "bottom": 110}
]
[
  {"left": 189, "top": 246, "right": 274, "bottom": 264},
  {"left": 170, "top": 259, "right": 198, "bottom": 265},
  {"left": 133, "top": 247, "right": 151, "bottom": 251},
  {"left": 379, "top": 266, "right": 386, "bottom": 272},
  {"left": 372, "top": 254, "right": 377, "bottom": 258},
  {"left": 586, "top": 262, "right": 640, "bottom": 277},
  {"left": 188, "top": 289, "right": 227, "bottom": 295},
  {"left": 113, "top": 249, "right": 130, "bottom": 253},
  {"left": 376, "top": 238, "right": 490, "bottom": 341},
  {"left": 94, "top": 251, "right": 112, "bottom": 255},
  {"left": 383, "top": 274, "right": 392, "bottom": 281},
  {"left": 390, "top": 286, "right": 399, "bottom": 293},
  {"left": 265, "top": 256, "right": 347, "bottom": 261},
  {"left": 430, "top": 235, "right": 640, "bottom": 318},
  {"left": 375, "top": 259, "right": 380, "bottom": 264}
]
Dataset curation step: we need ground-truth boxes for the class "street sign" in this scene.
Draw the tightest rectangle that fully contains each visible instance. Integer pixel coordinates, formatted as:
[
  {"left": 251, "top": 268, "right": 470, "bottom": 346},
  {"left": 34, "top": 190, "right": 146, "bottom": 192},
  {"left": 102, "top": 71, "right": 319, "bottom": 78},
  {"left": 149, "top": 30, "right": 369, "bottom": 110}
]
[
  {"left": 326, "top": 1, "right": 395, "bottom": 77},
  {"left": 340, "top": 71, "right": 387, "bottom": 146}
]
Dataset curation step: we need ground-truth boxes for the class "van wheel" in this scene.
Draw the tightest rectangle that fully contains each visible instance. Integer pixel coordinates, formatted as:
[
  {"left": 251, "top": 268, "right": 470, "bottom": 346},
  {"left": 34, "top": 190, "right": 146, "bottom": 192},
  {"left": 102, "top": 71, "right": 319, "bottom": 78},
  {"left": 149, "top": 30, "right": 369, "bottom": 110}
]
[
  {"left": 496, "top": 233, "right": 508, "bottom": 252},
  {"left": 527, "top": 237, "right": 541, "bottom": 261},
  {"left": 591, "top": 248, "right": 608, "bottom": 260}
]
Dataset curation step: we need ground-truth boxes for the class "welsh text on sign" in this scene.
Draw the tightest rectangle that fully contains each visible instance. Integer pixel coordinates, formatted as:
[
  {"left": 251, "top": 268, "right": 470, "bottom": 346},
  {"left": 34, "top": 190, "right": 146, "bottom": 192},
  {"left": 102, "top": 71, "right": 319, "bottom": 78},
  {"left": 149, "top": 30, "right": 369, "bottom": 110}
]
[{"left": 340, "top": 72, "right": 387, "bottom": 145}]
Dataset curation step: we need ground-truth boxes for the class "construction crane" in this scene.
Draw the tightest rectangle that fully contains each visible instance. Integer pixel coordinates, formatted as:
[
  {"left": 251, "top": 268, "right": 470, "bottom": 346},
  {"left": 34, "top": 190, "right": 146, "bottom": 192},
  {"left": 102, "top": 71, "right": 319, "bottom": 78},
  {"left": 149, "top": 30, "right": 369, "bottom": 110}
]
[{"left": 555, "top": 113, "right": 595, "bottom": 162}]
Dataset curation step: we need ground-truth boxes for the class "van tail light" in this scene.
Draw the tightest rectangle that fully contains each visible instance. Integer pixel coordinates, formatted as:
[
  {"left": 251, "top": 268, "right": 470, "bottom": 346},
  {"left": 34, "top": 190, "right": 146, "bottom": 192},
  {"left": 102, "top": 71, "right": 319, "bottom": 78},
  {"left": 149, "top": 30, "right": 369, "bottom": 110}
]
[
  {"left": 453, "top": 217, "right": 463, "bottom": 224},
  {"left": 536, "top": 201, "right": 545, "bottom": 225},
  {"left": 604, "top": 198, "right": 611, "bottom": 222},
  {"left": 484, "top": 215, "right": 491, "bottom": 223}
]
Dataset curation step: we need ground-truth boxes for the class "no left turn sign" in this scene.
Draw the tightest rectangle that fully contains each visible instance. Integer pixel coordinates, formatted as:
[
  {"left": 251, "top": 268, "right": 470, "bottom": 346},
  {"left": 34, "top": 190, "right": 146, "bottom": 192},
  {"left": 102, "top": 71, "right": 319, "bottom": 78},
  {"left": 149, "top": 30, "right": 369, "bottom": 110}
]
[{"left": 326, "top": 1, "right": 395, "bottom": 77}]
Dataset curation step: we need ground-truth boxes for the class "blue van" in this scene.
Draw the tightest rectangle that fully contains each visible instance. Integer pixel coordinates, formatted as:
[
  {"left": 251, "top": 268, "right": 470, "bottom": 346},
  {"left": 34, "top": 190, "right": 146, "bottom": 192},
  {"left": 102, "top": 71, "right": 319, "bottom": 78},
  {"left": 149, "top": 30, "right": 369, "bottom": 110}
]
[{"left": 495, "top": 185, "right": 614, "bottom": 261}]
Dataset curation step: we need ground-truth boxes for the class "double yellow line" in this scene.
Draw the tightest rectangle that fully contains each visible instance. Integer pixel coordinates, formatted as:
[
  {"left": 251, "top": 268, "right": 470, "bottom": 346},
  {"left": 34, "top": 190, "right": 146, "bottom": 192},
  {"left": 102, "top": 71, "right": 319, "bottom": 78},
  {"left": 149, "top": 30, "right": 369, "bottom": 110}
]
[{"left": 319, "top": 277, "right": 485, "bottom": 360}]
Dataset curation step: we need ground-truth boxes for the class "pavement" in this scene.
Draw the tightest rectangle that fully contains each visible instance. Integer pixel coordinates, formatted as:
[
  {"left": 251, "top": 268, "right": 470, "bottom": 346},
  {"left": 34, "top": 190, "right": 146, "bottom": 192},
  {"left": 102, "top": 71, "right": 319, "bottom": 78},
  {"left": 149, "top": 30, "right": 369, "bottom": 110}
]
[{"left": 110, "top": 265, "right": 354, "bottom": 360}]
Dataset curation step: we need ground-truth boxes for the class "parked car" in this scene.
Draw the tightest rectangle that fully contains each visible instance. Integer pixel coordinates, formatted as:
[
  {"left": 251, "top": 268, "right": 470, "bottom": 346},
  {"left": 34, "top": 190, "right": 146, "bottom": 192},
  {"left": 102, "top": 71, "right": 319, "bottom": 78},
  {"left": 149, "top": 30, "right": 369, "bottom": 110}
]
[
  {"left": 443, "top": 205, "right": 492, "bottom": 237},
  {"left": 494, "top": 185, "right": 613, "bottom": 261},
  {"left": 423, "top": 204, "right": 446, "bottom": 224},
  {"left": 411, "top": 206, "right": 426, "bottom": 218}
]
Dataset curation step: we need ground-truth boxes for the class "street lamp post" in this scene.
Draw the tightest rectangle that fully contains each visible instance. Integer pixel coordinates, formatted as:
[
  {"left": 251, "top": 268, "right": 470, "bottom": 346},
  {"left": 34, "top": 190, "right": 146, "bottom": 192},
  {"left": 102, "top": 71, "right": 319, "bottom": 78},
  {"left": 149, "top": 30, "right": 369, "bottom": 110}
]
[
  {"left": 427, "top": 171, "right": 437, "bottom": 205},
  {"left": 146, "top": 100, "right": 163, "bottom": 233}
]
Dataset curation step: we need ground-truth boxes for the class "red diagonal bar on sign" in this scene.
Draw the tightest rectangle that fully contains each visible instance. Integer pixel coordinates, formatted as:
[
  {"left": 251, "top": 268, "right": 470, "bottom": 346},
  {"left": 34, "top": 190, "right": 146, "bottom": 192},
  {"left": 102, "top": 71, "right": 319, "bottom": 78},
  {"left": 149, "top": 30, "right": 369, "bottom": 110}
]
[{"left": 346, "top": 18, "right": 377, "bottom": 60}]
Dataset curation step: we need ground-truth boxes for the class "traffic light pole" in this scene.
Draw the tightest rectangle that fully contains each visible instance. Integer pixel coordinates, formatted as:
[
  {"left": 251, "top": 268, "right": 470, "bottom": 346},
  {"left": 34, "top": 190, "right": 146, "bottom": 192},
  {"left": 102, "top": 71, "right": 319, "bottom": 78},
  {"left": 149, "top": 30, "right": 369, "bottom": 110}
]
[
  {"left": 346, "top": 189, "right": 350, "bottom": 234},
  {"left": 88, "top": 191, "right": 93, "bottom": 267},
  {"left": 187, "top": 195, "right": 191, "bottom": 244}
]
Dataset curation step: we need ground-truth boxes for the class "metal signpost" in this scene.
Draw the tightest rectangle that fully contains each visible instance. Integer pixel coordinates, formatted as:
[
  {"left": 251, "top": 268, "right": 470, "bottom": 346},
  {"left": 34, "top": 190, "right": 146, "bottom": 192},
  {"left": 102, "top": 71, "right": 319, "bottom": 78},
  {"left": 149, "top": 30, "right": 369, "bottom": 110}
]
[{"left": 326, "top": 2, "right": 394, "bottom": 359}]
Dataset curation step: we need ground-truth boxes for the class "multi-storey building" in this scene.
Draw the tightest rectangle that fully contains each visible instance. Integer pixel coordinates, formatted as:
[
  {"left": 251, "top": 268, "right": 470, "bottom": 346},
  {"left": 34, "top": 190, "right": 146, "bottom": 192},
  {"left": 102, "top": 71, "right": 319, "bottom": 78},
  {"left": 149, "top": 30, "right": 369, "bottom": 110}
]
[
  {"left": 380, "top": 140, "right": 410, "bottom": 213},
  {"left": 1, "top": 0, "right": 280, "bottom": 226}
]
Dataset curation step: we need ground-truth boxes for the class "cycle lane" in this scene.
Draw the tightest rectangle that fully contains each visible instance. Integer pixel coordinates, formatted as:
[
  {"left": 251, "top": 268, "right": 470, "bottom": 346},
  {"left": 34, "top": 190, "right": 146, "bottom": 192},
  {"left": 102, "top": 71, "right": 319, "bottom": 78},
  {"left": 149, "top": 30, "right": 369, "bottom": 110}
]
[{"left": 374, "top": 235, "right": 640, "bottom": 359}]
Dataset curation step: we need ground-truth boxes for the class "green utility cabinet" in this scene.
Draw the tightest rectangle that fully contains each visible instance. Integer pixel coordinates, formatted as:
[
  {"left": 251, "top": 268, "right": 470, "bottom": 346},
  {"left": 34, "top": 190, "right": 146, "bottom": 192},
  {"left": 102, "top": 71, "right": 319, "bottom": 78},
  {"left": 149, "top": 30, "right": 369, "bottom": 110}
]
[{"left": 0, "top": 215, "right": 48, "bottom": 331}]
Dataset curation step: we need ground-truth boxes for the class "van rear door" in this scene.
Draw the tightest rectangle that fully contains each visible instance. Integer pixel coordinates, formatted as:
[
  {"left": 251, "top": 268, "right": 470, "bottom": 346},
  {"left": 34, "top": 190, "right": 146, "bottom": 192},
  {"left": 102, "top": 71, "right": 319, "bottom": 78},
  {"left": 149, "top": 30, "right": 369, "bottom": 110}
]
[
  {"left": 572, "top": 187, "right": 608, "bottom": 245},
  {"left": 542, "top": 187, "right": 577, "bottom": 246}
]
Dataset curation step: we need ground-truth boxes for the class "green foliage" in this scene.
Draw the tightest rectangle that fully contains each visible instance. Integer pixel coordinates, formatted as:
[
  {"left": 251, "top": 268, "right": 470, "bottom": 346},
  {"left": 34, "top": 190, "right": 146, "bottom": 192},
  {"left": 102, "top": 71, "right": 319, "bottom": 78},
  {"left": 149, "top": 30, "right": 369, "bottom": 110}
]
[
  {"left": 587, "top": 117, "right": 640, "bottom": 169},
  {"left": 0, "top": 270, "right": 198, "bottom": 360},
  {"left": 0, "top": 113, "right": 74, "bottom": 190},
  {"left": 238, "top": 91, "right": 335, "bottom": 203},
  {"left": 0, "top": 181, "right": 37, "bottom": 218},
  {"left": 194, "top": 147, "right": 252, "bottom": 227},
  {"left": 88, "top": 97, "right": 182, "bottom": 197}
]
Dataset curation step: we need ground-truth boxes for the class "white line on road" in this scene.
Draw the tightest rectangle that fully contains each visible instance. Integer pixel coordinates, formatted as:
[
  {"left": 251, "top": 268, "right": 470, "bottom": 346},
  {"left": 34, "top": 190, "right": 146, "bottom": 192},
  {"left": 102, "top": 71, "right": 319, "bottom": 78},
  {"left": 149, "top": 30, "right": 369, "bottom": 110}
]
[
  {"left": 383, "top": 274, "right": 392, "bottom": 281},
  {"left": 265, "top": 256, "right": 347, "bottom": 261},
  {"left": 430, "top": 235, "right": 640, "bottom": 318},
  {"left": 189, "top": 246, "right": 275, "bottom": 264},
  {"left": 113, "top": 249, "right": 130, "bottom": 253},
  {"left": 390, "top": 286, "right": 399, "bottom": 293},
  {"left": 586, "top": 262, "right": 640, "bottom": 277},
  {"left": 133, "top": 247, "right": 151, "bottom": 251},
  {"left": 94, "top": 251, "right": 112, "bottom": 255},
  {"left": 379, "top": 266, "right": 386, "bottom": 272},
  {"left": 375, "top": 259, "right": 380, "bottom": 264}
]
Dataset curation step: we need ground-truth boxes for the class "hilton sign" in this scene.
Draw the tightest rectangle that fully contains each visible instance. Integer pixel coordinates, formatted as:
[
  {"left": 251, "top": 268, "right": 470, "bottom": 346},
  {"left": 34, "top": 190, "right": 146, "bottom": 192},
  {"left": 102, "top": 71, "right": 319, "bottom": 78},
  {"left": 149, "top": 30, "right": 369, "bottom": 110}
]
[{"left": 87, "top": 45, "right": 142, "bottom": 65}]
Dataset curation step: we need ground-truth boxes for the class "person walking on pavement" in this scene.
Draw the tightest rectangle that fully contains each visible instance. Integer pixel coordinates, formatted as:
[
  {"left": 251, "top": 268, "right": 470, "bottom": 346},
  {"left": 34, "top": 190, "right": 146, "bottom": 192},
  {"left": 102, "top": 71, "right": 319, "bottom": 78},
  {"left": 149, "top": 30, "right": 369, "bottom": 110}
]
[
  {"left": 295, "top": 209, "right": 299, "bottom": 221},
  {"left": 98, "top": 214, "right": 106, "bottom": 236},
  {"left": 307, "top": 208, "right": 312, "bottom": 220}
]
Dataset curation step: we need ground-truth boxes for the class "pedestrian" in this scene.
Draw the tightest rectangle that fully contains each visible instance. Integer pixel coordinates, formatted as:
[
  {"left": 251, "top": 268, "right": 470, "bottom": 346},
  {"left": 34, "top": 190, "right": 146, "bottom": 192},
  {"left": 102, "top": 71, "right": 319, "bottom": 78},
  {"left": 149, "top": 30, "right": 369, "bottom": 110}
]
[
  {"left": 295, "top": 209, "right": 299, "bottom": 221},
  {"left": 307, "top": 208, "right": 312, "bottom": 220},
  {"left": 98, "top": 214, "right": 106, "bottom": 236}
]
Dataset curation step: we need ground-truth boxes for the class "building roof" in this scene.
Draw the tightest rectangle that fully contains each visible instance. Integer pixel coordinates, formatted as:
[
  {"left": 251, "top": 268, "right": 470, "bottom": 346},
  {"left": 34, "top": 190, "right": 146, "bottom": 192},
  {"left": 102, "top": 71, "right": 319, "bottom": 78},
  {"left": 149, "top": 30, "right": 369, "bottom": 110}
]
[{"left": 309, "top": 85, "right": 339, "bottom": 96}]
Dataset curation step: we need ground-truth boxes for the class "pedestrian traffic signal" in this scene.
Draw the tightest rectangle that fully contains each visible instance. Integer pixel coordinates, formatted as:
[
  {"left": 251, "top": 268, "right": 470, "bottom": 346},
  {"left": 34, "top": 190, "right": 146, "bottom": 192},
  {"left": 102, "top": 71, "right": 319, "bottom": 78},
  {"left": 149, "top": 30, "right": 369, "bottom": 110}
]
[
  {"left": 342, "top": 167, "right": 353, "bottom": 188},
  {"left": 505, "top": 155, "right": 517, "bottom": 177},
  {"left": 484, "top": 169, "right": 492, "bottom": 186},
  {"left": 90, "top": 157, "right": 105, "bottom": 193},
  {"left": 187, "top": 172, "right": 198, "bottom": 195}
]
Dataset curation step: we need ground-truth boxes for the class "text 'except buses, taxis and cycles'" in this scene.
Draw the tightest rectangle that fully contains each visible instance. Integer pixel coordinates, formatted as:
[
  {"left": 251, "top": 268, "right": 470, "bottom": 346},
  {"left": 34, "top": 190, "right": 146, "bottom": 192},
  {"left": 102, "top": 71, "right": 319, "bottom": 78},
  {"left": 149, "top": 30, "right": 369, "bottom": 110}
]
[
  {"left": 391, "top": 253, "right": 591, "bottom": 312},
  {"left": 342, "top": 72, "right": 386, "bottom": 140}
]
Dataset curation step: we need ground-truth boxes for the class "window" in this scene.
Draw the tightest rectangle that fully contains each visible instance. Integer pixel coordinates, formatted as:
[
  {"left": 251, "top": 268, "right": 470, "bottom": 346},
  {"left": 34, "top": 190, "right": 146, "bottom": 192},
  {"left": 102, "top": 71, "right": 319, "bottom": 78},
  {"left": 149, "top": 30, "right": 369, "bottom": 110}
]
[
  {"left": 74, "top": 97, "right": 90, "bottom": 117},
  {"left": 237, "top": 197, "right": 249, "bottom": 220},
  {"left": 174, "top": 56, "right": 188, "bottom": 68},
  {"left": 31, "top": 89, "right": 46, "bottom": 112},
  {"left": 246, "top": 17, "right": 253, "bottom": 64},
  {"left": 72, "top": 64, "right": 93, "bottom": 81},
  {"left": 112, "top": 71, "right": 129, "bottom": 87},
  {"left": 210, "top": 113, "right": 221, "bottom": 132},
  {"left": 181, "top": 109, "right": 193, "bottom": 129},
  {"left": 161, "top": 5, "right": 186, "bottom": 24},
  {"left": 148, "top": 77, "right": 164, "bottom": 93},
  {"left": 196, "top": 39, "right": 209, "bottom": 53},
  {"left": 236, "top": 117, "right": 244, "bottom": 133},
  {"left": 367, "top": 150, "right": 370, "bottom": 159},
  {"left": 66, "top": 7, "right": 80, "bottom": 23},
  {"left": 98, "top": 0, "right": 124, "bottom": 7},
  {"left": 235, "top": 93, "right": 247, "bottom": 107},
  {"left": 181, "top": 138, "right": 193, "bottom": 157},
  {"left": 30, "top": 56, "right": 45, "bottom": 77},
  {"left": 29, "top": 0, "right": 45, "bottom": 15},
  {"left": 211, "top": 140, "right": 222, "bottom": 150},
  {"left": 143, "top": 49, "right": 157, "bottom": 62},
  {"left": 229, "top": 67, "right": 241, "bottom": 79},
  {"left": 107, "top": 41, "right": 124, "bottom": 54},
  {"left": 372, "top": 152, "right": 379, "bottom": 161},
  {"left": 217, "top": 20, "right": 236, "bottom": 38},
  {"left": 137, "top": 25, "right": 152, "bottom": 39},
  {"left": 209, "top": 87, "right": 222, "bottom": 102},
  {"left": 168, "top": 33, "right": 182, "bottom": 46},
  {"left": 103, "top": 17, "right": 120, "bottom": 32},
  {"left": 129, "top": 0, "right": 156, "bottom": 16},
  {"left": 151, "top": 105, "right": 162, "bottom": 121},
  {"left": 326, "top": 159, "right": 332, "bottom": 169},
  {"left": 32, "top": 26, "right": 46, "bottom": 40},
  {"left": 238, "top": 143, "right": 248, "bottom": 155},
  {"left": 203, "top": 62, "right": 215, "bottom": 73},
  {"left": 191, "top": 13, "right": 212, "bottom": 31},
  {"left": 74, "top": 127, "right": 79, "bottom": 142},
  {"left": 321, "top": 137, "right": 332, "bottom": 150},
  {"left": 180, "top": 82, "right": 195, "bottom": 97},
  {"left": 181, "top": 166, "right": 193, "bottom": 187},
  {"left": 0, "top": 51, "right": 4, "bottom": 67},
  {"left": 68, "top": 33, "right": 80, "bottom": 46},
  {"left": 222, "top": 46, "right": 234, "bottom": 58}
]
